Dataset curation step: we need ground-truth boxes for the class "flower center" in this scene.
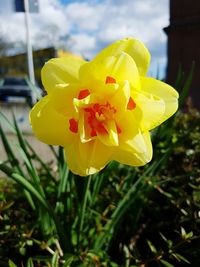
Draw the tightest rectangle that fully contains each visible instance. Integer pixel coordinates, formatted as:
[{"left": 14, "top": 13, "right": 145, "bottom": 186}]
[
  {"left": 68, "top": 76, "right": 136, "bottom": 136},
  {"left": 84, "top": 102, "right": 116, "bottom": 137}
]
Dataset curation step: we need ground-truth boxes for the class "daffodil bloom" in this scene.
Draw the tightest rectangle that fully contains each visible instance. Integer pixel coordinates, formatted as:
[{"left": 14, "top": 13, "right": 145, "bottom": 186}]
[{"left": 30, "top": 37, "right": 179, "bottom": 176}]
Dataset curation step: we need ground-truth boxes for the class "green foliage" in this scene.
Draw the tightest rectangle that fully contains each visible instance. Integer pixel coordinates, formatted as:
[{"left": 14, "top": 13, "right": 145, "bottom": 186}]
[
  {"left": 0, "top": 67, "right": 199, "bottom": 266},
  {"left": 8, "top": 260, "right": 18, "bottom": 267}
]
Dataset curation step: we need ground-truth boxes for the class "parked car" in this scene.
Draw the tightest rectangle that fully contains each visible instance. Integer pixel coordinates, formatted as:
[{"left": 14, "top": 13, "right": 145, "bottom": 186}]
[{"left": 0, "top": 76, "right": 42, "bottom": 106}]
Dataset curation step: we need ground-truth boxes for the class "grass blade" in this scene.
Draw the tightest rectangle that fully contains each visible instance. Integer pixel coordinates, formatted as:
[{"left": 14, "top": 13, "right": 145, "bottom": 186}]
[
  {"left": 57, "top": 163, "right": 69, "bottom": 198},
  {"left": 77, "top": 175, "right": 92, "bottom": 248},
  {"left": 0, "top": 124, "right": 17, "bottom": 164},
  {"left": 0, "top": 124, "right": 36, "bottom": 210},
  {"left": 0, "top": 163, "right": 48, "bottom": 209},
  {"left": 0, "top": 111, "right": 16, "bottom": 133}
]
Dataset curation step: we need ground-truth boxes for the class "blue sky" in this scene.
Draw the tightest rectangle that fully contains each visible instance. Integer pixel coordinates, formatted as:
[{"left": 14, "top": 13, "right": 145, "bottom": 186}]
[{"left": 0, "top": 0, "right": 169, "bottom": 78}]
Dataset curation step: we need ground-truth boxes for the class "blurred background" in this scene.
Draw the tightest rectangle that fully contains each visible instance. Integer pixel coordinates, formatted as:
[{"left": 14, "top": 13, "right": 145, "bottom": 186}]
[
  {"left": 0, "top": 0, "right": 200, "bottom": 135},
  {"left": 0, "top": 0, "right": 169, "bottom": 78}
]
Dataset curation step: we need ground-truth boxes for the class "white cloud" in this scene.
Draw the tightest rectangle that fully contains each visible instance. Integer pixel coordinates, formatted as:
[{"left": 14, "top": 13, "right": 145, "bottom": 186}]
[
  {"left": 68, "top": 33, "right": 96, "bottom": 58},
  {"left": 65, "top": 2, "right": 102, "bottom": 30},
  {"left": 0, "top": 0, "right": 169, "bottom": 78}
]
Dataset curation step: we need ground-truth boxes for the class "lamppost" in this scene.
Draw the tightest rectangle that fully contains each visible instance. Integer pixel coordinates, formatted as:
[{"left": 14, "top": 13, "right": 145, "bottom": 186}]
[
  {"left": 24, "top": 0, "right": 35, "bottom": 85},
  {"left": 15, "top": 0, "right": 39, "bottom": 85}
]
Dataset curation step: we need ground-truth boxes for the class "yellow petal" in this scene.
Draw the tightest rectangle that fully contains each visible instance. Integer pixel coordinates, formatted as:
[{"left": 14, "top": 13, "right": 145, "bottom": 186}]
[
  {"left": 50, "top": 84, "right": 80, "bottom": 119},
  {"left": 98, "top": 120, "right": 119, "bottom": 146},
  {"left": 41, "top": 57, "right": 85, "bottom": 93},
  {"left": 93, "top": 37, "right": 150, "bottom": 76},
  {"left": 64, "top": 139, "right": 114, "bottom": 176},
  {"left": 78, "top": 111, "right": 93, "bottom": 143},
  {"left": 116, "top": 109, "right": 141, "bottom": 142},
  {"left": 73, "top": 93, "right": 95, "bottom": 109},
  {"left": 110, "top": 80, "right": 131, "bottom": 112},
  {"left": 140, "top": 77, "right": 179, "bottom": 125},
  {"left": 29, "top": 96, "right": 72, "bottom": 146},
  {"left": 79, "top": 53, "right": 140, "bottom": 89},
  {"left": 132, "top": 90, "right": 166, "bottom": 131},
  {"left": 113, "top": 131, "right": 152, "bottom": 166}
]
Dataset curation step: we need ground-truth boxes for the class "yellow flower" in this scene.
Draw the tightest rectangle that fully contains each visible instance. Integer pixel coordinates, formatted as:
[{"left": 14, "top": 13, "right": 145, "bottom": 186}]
[{"left": 30, "top": 37, "right": 179, "bottom": 176}]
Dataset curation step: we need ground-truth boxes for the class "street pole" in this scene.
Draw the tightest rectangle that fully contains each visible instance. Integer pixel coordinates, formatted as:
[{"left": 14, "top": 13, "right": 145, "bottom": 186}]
[{"left": 24, "top": 0, "right": 35, "bottom": 85}]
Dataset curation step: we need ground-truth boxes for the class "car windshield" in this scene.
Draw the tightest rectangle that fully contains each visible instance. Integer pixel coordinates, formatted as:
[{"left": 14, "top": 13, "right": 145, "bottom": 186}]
[{"left": 3, "top": 78, "right": 27, "bottom": 86}]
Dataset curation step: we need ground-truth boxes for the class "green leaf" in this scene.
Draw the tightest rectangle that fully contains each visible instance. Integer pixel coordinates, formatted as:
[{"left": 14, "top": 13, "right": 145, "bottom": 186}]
[
  {"left": 63, "top": 254, "right": 77, "bottom": 267},
  {"left": 174, "top": 64, "right": 184, "bottom": 90},
  {"left": 173, "top": 253, "right": 190, "bottom": 264},
  {"left": 26, "top": 142, "right": 55, "bottom": 180},
  {"left": 0, "top": 124, "right": 16, "bottom": 162},
  {"left": 8, "top": 260, "right": 18, "bottom": 267},
  {"left": 77, "top": 175, "right": 92, "bottom": 248},
  {"left": 12, "top": 112, "right": 30, "bottom": 155},
  {"left": 0, "top": 124, "right": 36, "bottom": 210},
  {"left": 51, "top": 251, "right": 59, "bottom": 267},
  {"left": 180, "top": 227, "right": 193, "bottom": 239},
  {"left": 146, "top": 239, "right": 157, "bottom": 253},
  {"left": 26, "top": 258, "right": 34, "bottom": 267},
  {"left": 185, "top": 231, "right": 193, "bottom": 239},
  {"left": 90, "top": 172, "right": 107, "bottom": 205},
  {"left": 12, "top": 114, "right": 44, "bottom": 195},
  {"left": 15, "top": 144, "right": 45, "bottom": 198},
  {"left": 0, "top": 111, "right": 16, "bottom": 133},
  {"left": 0, "top": 163, "right": 48, "bottom": 210},
  {"left": 94, "top": 151, "right": 171, "bottom": 251},
  {"left": 11, "top": 115, "right": 48, "bottom": 210},
  {"left": 57, "top": 161, "right": 69, "bottom": 198},
  {"left": 38, "top": 208, "right": 54, "bottom": 236},
  {"left": 58, "top": 146, "right": 65, "bottom": 167},
  {"left": 179, "top": 62, "right": 195, "bottom": 108},
  {"left": 181, "top": 227, "right": 186, "bottom": 237},
  {"left": 160, "top": 259, "right": 175, "bottom": 267},
  {"left": 159, "top": 232, "right": 168, "bottom": 243},
  {"left": 49, "top": 145, "right": 58, "bottom": 158}
]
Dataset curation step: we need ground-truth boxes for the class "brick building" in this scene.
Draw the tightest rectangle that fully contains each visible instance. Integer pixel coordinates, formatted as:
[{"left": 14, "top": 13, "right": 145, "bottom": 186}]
[{"left": 164, "top": 0, "right": 200, "bottom": 109}]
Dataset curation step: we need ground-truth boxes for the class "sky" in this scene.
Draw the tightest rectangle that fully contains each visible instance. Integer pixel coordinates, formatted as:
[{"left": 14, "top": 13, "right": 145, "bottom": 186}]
[{"left": 0, "top": 0, "right": 169, "bottom": 78}]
